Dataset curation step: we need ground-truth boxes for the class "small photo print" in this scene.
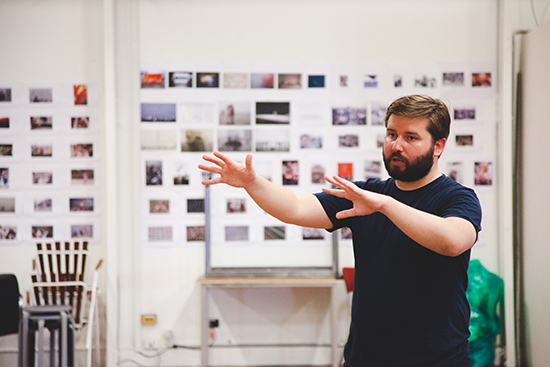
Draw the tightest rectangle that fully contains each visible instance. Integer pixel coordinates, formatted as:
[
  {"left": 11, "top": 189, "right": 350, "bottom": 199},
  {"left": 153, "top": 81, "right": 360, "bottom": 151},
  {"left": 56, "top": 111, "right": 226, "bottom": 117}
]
[
  {"left": 339, "top": 134, "right": 359, "bottom": 148},
  {"left": 475, "top": 162, "right": 493, "bottom": 186},
  {"left": 223, "top": 72, "right": 249, "bottom": 89},
  {"left": 71, "top": 225, "right": 93, "bottom": 238},
  {"left": 364, "top": 160, "right": 382, "bottom": 180},
  {"left": 0, "top": 198, "right": 15, "bottom": 213},
  {"left": 70, "top": 143, "right": 93, "bottom": 157},
  {"left": 219, "top": 101, "right": 251, "bottom": 125},
  {"left": 226, "top": 198, "right": 246, "bottom": 214},
  {"left": 447, "top": 161, "right": 464, "bottom": 184},
  {"left": 196, "top": 72, "right": 219, "bottom": 88},
  {"left": 173, "top": 164, "right": 190, "bottom": 185},
  {"left": 0, "top": 225, "right": 16, "bottom": 240},
  {"left": 180, "top": 102, "right": 216, "bottom": 124},
  {"left": 181, "top": 129, "right": 214, "bottom": 152},
  {"left": 303, "top": 228, "right": 325, "bottom": 240},
  {"left": 225, "top": 225, "right": 249, "bottom": 242},
  {"left": 376, "top": 132, "right": 385, "bottom": 148},
  {"left": 472, "top": 72, "right": 492, "bottom": 87},
  {"left": 338, "top": 163, "right": 353, "bottom": 181},
  {"left": 278, "top": 74, "right": 302, "bottom": 89},
  {"left": 364, "top": 74, "right": 378, "bottom": 88},
  {"left": 168, "top": 71, "right": 193, "bottom": 88},
  {"left": 282, "top": 160, "right": 299, "bottom": 185},
  {"left": 32, "top": 226, "right": 53, "bottom": 238},
  {"left": 29, "top": 88, "right": 53, "bottom": 103},
  {"left": 71, "top": 117, "right": 90, "bottom": 129},
  {"left": 74, "top": 84, "right": 87, "bottom": 105},
  {"left": 311, "top": 164, "right": 325, "bottom": 184},
  {"left": 300, "top": 133, "right": 323, "bottom": 149},
  {"left": 454, "top": 108, "right": 476, "bottom": 121},
  {"left": 264, "top": 226, "right": 285, "bottom": 240},
  {"left": 256, "top": 102, "right": 290, "bottom": 124},
  {"left": 394, "top": 74, "right": 403, "bottom": 87},
  {"left": 0, "top": 168, "right": 9, "bottom": 189},
  {"left": 0, "top": 116, "right": 9, "bottom": 128},
  {"left": 141, "top": 103, "right": 176, "bottom": 122},
  {"left": 146, "top": 160, "right": 163, "bottom": 186},
  {"left": 443, "top": 72, "right": 465, "bottom": 86},
  {"left": 0, "top": 88, "right": 12, "bottom": 102},
  {"left": 149, "top": 199, "right": 170, "bottom": 214},
  {"left": 251, "top": 73, "right": 274, "bottom": 89},
  {"left": 308, "top": 75, "right": 325, "bottom": 88},
  {"left": 34, "top": 198, "right": 52, "bottom": 212},
  {"left": 31, "top": 144, "right": 53, "bottom": 157},
  {"left": 187, "top": 225, "right": 205, "bottom": 242},
  {"left": 69, "top": 198, "right": 94, "bottom": 212},
  {"left": 456, "top": 134, "right": 474, "bottom": 147},
  {"left": 141, "top": 72, "right": 165, "bottom": 88},
  {"left": 148, "top": 226, "right": 173, "bottom": 242},
  {"left": 341, "top": 227, "right": 353, "bottom": 240},
  {"left": 218, "top": 129, "right": 252, "bottom": 152},
  {"left": 0, "top": 145, "right": 13, "bottom": 156},
  {"left": 32, "top": 172, "right": 53, "bottom": 185},
  {"left": 256, "top": 129, "right": 290, "bottom": 152},
  {"left": 141, "top": 130, "right": 177, "bottom": 151},
  {"left": 332, "top": 107, "right": 366, "bottom": 125},
  {"left": 340, "top": 75, "right": 349, "bottom": 87},
  {"left": 30, "top": 116, "right": 53, "bottom": 130},
  {"left": 187, "top": 199, "right": 205, "bottom": 213},
  {"left": 371, "top": 101, "right": 388, "bottom": 126},
  {"left": 414, "top": 75, "right": 437, "bottom": 88}
]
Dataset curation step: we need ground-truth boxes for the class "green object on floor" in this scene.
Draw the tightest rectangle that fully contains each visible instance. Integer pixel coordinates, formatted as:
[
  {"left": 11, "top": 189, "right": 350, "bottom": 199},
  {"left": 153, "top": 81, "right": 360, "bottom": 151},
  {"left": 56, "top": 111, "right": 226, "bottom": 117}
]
[{"left": 467, "top": 259, "right": 504, "bottom": 367}]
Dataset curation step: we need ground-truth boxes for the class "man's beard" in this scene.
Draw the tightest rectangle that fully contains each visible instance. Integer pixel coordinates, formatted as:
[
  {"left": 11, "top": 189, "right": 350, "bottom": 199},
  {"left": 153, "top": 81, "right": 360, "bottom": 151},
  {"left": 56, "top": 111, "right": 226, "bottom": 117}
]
[{"left": 383, "top": 145, "right": 435, "bottom": 182}]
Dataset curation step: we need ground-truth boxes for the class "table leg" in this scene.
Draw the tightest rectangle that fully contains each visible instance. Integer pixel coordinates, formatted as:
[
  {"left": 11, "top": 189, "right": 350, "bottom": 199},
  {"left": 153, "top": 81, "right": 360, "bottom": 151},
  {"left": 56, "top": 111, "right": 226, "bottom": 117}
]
[
  {"left": 201, "top": 285, "right": 209, "bottom": 367},
  {"left": 330, "top": 284, "right": 339, "bottom": 367}
]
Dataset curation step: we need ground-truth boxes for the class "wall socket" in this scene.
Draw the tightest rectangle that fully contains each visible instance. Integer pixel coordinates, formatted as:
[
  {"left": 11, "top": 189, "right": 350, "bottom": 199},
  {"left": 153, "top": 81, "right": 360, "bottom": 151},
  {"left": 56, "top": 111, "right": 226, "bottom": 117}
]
[{"left": 143, "top": 338, "right": 161, "bottom": 350}]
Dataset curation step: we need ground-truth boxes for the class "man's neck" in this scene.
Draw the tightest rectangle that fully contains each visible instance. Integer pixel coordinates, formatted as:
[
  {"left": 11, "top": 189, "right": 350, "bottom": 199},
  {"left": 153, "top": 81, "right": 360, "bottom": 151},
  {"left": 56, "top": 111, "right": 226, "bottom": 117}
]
[{"left": 394, "top": 167, "right": 443, "bottom": 191}]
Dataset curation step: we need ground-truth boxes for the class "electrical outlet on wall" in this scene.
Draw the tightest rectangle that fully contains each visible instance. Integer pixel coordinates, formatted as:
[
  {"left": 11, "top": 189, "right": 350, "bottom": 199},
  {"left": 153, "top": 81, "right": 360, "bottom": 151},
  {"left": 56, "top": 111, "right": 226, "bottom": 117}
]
[{"left": 143, "top": 338, "right": 161, "bottom": 350}]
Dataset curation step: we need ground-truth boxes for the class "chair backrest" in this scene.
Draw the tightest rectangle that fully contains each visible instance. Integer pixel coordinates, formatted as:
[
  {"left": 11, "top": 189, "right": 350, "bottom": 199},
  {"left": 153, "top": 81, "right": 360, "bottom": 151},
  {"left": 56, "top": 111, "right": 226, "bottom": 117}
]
[
  {"left": 342, "top": 267, "right": 355, "bottom": 293},
  {"left": 31, "top": 241, "right": 89, "bottom": 326},
  {"left": 0, "top": 274, "right": 20, "bottom": 336}
]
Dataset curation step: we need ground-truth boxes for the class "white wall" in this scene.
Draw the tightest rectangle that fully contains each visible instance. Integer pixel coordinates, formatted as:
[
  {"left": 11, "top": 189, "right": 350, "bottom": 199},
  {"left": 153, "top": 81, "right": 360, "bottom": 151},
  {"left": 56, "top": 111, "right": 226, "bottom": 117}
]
[{"left": 1, "top": 0, "right": 548, "bottom": 366}]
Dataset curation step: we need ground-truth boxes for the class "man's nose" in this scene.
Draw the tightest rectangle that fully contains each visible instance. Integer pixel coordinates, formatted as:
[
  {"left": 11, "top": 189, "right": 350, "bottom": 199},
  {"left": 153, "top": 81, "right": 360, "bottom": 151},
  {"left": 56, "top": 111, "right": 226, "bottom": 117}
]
[{"left": 391, "top": 136, "right": 404, "bottom": 151}]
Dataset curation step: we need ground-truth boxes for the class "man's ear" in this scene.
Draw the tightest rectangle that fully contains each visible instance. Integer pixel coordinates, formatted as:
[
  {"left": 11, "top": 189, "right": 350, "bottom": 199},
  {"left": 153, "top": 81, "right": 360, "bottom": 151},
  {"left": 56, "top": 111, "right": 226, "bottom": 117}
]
[{"left": 434, "top": 138, "right": 446, "bottom": 158}]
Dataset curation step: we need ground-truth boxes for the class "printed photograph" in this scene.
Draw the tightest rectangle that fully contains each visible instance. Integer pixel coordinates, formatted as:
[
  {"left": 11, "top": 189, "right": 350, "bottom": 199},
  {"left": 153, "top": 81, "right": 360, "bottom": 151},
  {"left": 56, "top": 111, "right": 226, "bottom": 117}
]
[
  {"left": 181, "top": 128, "right": 214, "bottom": 152},
  {"left": 71, "top": 117, "right": 89, "bottom": 129},
  {"left": 180, "top": 103, "right": 216, "bottom": 124},
  {"left": 255, "top": 129, "right": 290, "bottom": 152},
  {"left": 311, "top": 164, "right": 325, "bottom": 184},
  {"left": 339, "top": 134, "right": 359, "bottom": 148},
  {"left": 30, "top": 116, "right": 53, "bottom": 130},
  {"left": 196, "top": 72, "right": 219, "bottom": 88},
  {"left": 33, "top": 198, "right": 52, "bottom": 212},
  {"left": 32, "top": 172, "right": 53, "bottom": 185},
  {"left": 264, "top": 226, "right": 285, "bottom": 240},
  {"left": 338, "top": 163, "right": 353, "bottom": 181},
  {"left": 0, "top": 198, "right": 15, "bottom": 213},
  {"left": 256, "top": 102, "right": 290, "bottom": 124},
  {"left": 225, "top": 225, "right": 249, "bottom": 242},
  {"left": 31, "top": 144, "right": 53, "bottom": 157},
  {"left": 454, "top": 108, "right": 476, "bottom": 121},
  {"left": 447, "top": 161, "right": 464, "bottom": 184},
  {"left": 226, "top": 198, "right": 246, "bottom": 214},
  {"left": 364, "top": 74, "right": 378, "bottom": 88},
  {"left": 0, "top": 145, "right": 13, "bottom": 156},
  {"left": 69, "top": 198, "right": 94, "bottom": 212},
  {"left": 29, "top": 88, "right": 53, "bottom": 103},
  {"left": 340, "top": 75, "right": 349, "bottom": 87},
  {"left": 303, "top": 228, "right": 325, "bottom": 240},
  {"left": 0, "top": 117, "right": 9, "bottom": 128},
  {"left": 145, "top": 160, "right": 163, "bottom": 186},
  {"left": 0, "top": 168, "right": 8, "bottom": 189},
  {"left": 0, "top": 226, "right": 16, "bottom": 240},
  {"left": 332, "top": 107, "right": 366, "bottom": 125},
  {"left": 71, "top": 225, "right": 93, "bottom": 238},
  {"left": 141, "top": 103, "right": 176, "bottom": 122},
  {"left": 32, "top": 226, "right": 53, "bottom": 238},
  {"left": 141, "top": 72, "right": 165, "bottom": 88},
  {"left": 282, "top": 160, "right": 299, "bottom": 185},
  {"left": 148, "top": 226, "right": 173, "bottom": 242},
  {"left": 308, "top": 75, "right": 325, "bottom": 88},
  {"left": 371, "top": 101, "right": 388, "bottom": 126},
  {"left": 74, "top": 84, "right": 87, "bottom": 105},
  {"left": 300, "top": 133, "right": 323, "bottom": 149},
  {"left": 219, "top": 101, "right": 251, "bottom": 125},
  {"left": 0, "top": 88, "right": 12, "bottom": 102},
  {"left": 414, "top": 74, "right": 437, "bottom": 88},
  {"left": 364, "top": 160, "right": 382, "bottom": 180},
  {"left": 168, "top": 71, "right": 193, "bottom": 88},
  {"left": 141, "top": 130, "right": 177, "bottom": 151},
  {"left": 443, "top": 72, "right": 465, "bottom": 86},
  {"left": 187, "top": 225, "right": 205, "bottom": 242},
  {"left": 173, "top": 163, "right": 190, "bottom": 185},
  {"left": 456, "top": 134, "right": 474, "bottom": 147},
  {"left": 278, "top": 74, "right": 302, "bottom": 89},
  {"left": 472, "top": 72, "right": 492, "bottom": 87},
  {"left": 187, "top": 199, "right": 205, "bottom": 213},
  {"left": 394, "top": 74, "right": 403, "bottom": 87},
  {"left": 223, "top": 72, "right": 249, "bottom": 89},
  {"left": 251, "top": 73, "right": 274, "bottom": 89},
  {"left": 218, "top": 129, "right": 252, "bottom": 152},
  {"left": 149, "top": 199, "right": 170, "bottom": 214},
  {"left": 475, "top": 162, "right": 493, "bottom": 186},
  {"left": 70, "top": 143, "right": 93, "bottom": 157},
  {"left": 71, "top": 169, "right": 94, "bottom": 185}
]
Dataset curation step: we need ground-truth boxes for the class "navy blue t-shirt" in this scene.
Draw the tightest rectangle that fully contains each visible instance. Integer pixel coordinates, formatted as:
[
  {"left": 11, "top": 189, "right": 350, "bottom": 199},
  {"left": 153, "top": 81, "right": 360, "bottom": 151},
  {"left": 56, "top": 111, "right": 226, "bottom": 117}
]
[{"left": 315, "top": 175, "right": 482, "bottom": 367}]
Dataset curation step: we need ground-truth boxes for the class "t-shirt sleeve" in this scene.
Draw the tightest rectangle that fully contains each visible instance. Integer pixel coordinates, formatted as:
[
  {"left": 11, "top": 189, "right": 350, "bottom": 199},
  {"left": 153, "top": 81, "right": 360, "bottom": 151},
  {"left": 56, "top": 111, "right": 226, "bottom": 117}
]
[
  {"left": 314, "top": 181, "right": 367, "bottom": 231},
  {"left": 442, "top": 186, "right": 483, "bottom": 234}
]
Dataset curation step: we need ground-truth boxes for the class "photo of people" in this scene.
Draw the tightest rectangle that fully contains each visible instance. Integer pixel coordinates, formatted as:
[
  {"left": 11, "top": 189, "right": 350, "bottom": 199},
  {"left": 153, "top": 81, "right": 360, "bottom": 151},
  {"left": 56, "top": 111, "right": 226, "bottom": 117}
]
[
  {"left": 71, "top": 225, "right": 93, "bottom": 238},
  {"left": 31, "top": 144, "right": 53, "bottom": 157},
  {"left": 226, "top": 198, "right": 246, "bottom": 214},
  {"left": 145, "top": 160, "right": 163, "bottom": 186},
  {"left": 71, "top": 116, "right": 90, "bottom": 129},
  {"left": 33, "top": 198, "right": 52, "bottom": 212},
  {"left": 69, "top": 198, "right": 94, "bottom": 212},
  {"left": 32, "top": 226, "right": 53, "bottom": 238},
  {"left": 0, "top": 225, "right": 16, "bottom": 240},
  {"left": 32, "top": 172, "right": 53, "bottom": 185},
  {"left": 475, "top": 161, "right": 493, "bottom": 186},
  {"left": 282, "top": 160, "right": 299, "bottom": 185},
  {"left": 0, "top": 145, "right": 12, "bottom": 156},
  {"left": 29, "top": 88, "right": 53, "bottom": 103},
  {"left": 70, "top": 143, "right": 93, "bottom": 157},
  {"left": 219, "top": 101, "right": 251, "bottom": 125},
  {"left": 0, "top": 168, "right": 8, "bottom": 189},
  {"left": 30, "top": 116, "right": 53, "bottom": 130},
  {"left": 472, "top": 72, "right": 492, "bottom": 87}
]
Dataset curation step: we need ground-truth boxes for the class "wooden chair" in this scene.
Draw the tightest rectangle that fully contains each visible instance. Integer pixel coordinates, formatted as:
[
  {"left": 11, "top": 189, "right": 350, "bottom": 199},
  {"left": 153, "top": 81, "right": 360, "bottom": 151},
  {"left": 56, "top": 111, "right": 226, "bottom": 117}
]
[{"left": 30, "top": 241, "right": 102, "bottom": 367}]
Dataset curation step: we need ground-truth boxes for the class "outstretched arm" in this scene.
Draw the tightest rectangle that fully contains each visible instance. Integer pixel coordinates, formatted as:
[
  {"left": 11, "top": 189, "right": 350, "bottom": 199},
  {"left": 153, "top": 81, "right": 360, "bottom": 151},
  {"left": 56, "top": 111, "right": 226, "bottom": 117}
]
[
  {"left": 323, "top": 175, "right": 477, "bottom": 257},
  {"left": 199, "top": 151, "right": 332, "bottom": 229}
]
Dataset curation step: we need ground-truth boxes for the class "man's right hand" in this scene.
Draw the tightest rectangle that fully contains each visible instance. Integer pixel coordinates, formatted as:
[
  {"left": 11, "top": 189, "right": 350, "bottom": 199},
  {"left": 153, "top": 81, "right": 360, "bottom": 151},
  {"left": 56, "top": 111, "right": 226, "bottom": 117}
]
[{"left": 199, "top": 151, "right": 257, "bottom": 189}]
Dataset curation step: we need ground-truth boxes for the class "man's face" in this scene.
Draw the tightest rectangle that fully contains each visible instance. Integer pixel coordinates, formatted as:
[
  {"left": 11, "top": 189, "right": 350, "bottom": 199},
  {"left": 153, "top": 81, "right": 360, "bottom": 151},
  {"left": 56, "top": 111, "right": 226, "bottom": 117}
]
[{"left": 382, "top": 115, "right": 438, "bottom": 183}]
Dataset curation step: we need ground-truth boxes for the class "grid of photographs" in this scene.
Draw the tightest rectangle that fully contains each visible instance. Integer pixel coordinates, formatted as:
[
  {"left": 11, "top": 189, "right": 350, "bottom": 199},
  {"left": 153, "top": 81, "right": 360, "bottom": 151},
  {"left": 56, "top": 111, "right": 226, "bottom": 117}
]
[
  {"left": 0, "top": 83, "right": 100, "bottom": 244},
  {"left": 140, "top": 63, "right": 496, "bottom": 247}
]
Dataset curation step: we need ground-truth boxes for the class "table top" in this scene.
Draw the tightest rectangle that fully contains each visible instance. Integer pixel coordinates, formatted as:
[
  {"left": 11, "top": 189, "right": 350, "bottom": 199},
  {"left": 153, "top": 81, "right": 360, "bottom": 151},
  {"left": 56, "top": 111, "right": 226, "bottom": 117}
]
[{"left": 199, "top": 277, "right": 341, "bottom": 287}]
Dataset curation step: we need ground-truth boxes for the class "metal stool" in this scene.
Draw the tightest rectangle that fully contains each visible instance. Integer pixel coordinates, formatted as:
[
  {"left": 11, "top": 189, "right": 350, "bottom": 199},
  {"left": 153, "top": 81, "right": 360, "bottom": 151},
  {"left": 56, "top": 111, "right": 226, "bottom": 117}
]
[{"left": 19, "top": 305, "right": 75, "bottom": 367}]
